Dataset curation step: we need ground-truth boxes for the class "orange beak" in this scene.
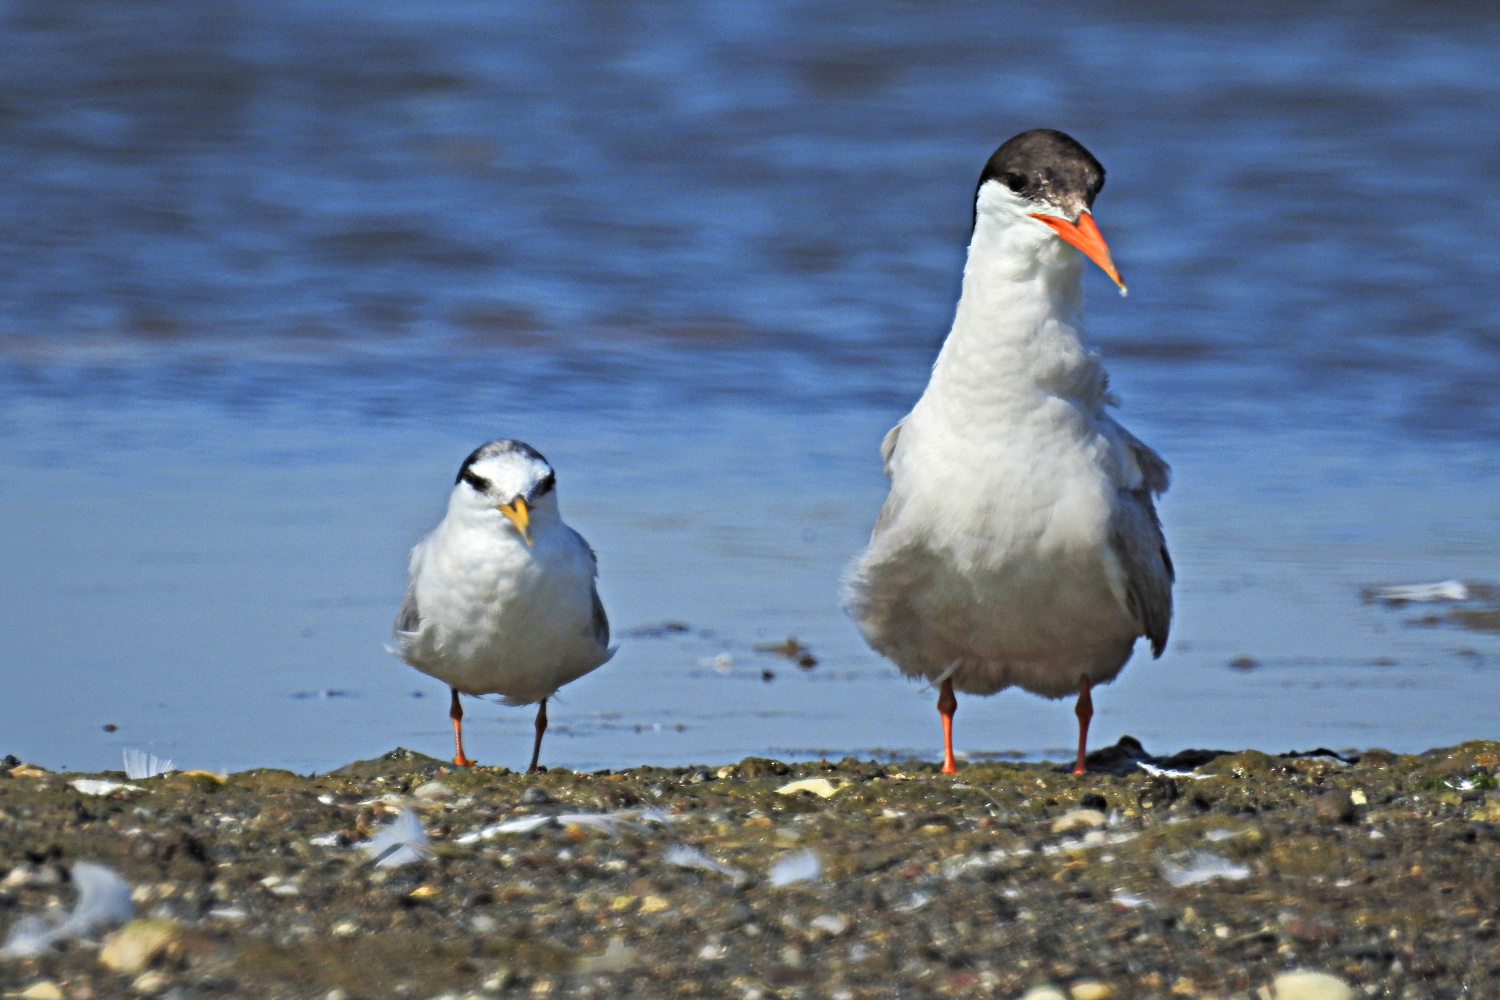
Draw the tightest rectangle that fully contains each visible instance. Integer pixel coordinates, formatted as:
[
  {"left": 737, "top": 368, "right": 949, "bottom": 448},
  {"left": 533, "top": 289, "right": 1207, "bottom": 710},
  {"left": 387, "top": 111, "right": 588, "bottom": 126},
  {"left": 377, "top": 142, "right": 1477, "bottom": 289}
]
[{"left": 1029, "top": 211, "right": 1127, "bottom": 295}]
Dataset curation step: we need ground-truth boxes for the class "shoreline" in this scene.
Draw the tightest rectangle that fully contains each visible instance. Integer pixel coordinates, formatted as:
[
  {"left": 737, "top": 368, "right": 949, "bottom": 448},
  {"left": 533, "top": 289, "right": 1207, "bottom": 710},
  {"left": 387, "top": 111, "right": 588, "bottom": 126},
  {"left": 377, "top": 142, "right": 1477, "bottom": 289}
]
[{"left": 3, "top": 739, "right": 1498, "bottom": 999}]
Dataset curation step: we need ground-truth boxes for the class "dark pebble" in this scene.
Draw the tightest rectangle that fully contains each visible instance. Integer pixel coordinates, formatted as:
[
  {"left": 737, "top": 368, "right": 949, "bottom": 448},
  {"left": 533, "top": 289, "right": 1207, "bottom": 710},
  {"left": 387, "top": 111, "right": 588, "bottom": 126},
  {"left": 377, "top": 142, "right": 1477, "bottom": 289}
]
[{"left": 1313, "top": 788, "right": 1357, "bottom": 824}]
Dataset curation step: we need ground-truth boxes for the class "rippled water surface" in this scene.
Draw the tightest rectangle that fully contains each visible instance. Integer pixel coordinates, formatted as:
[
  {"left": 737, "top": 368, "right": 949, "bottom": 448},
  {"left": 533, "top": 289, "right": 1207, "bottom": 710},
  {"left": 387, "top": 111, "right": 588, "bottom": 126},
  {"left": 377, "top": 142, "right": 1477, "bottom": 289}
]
[{"left": 2, "top": 1, "right": 1498, "bottom": 773}]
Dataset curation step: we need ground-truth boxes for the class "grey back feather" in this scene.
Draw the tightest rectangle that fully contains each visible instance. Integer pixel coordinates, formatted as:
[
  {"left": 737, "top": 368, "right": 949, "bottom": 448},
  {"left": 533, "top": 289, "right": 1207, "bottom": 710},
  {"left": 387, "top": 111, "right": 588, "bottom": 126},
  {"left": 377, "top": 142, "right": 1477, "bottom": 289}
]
[
  {"left": 590, "top": 588, "right": 610, "bottom": 648},
  {"left": 394, "top": 584, "right": 422, "bottom": 635},
  {"left": 879, "top": 419, "right": 904, "bottom": 476},
  {"left": 1109, "top": 434, "right": 1174, "bottom": 657},
  {"left": 870, "top": 420, "right": 907, "bottom": 538}
]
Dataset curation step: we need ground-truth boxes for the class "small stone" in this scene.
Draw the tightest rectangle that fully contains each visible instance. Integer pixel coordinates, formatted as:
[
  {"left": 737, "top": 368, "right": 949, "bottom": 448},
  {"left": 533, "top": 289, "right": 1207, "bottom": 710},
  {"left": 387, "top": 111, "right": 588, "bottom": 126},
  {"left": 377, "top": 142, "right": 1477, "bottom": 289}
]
[
  {"left": 1021, "top": 988, "right": 1069, "bottom": 1000},
  {"left": 331, "top": 920, "right": 358, "bottom": 937},
  {"left": 1313, "top": 790, "right": 1356, "bottom": 825},
  {"left": 808, "top": 914, "right": 849, "bottom": 937},
  {"left": 1051, "top": 809, "right": 1107, "bottom": 833},
  {"left": 99, "top": 918, "right": 186, "bottom": 974},
  {"left": 481, "top": 970, "right": 518, "bottom": 992},
  {"left": 1271, "top": 970, "right": 1354, "bottom": 1000},
  {"left": 412, "top": 781, "right": 454, "bottom": 799},
  {"left": 1349, "top": 789, "right": 1368, "bottom": 805},
  {"left": 737, "top": 757, "right": 791, "bottom": 778},
  {"left": 1070, "top": 982, "right": 1112, "bottom": 1000},
  {"left": 638, "top": 894, "right": 671, "bottom": 914},
  {"left": 576, "top": 937, "right": 640, "bottom": 974},
  {"left": 520, "top": 787, "right": 554, "bottom": 805},
  {"left": 775, "top": 778, "right": 842, "bottom": 799},
  {"left": 131, "top": 970, "right": 171, "bottom": 995},
  {"left": 18, "top": 982, "right": 65, "bottom": 1000}
]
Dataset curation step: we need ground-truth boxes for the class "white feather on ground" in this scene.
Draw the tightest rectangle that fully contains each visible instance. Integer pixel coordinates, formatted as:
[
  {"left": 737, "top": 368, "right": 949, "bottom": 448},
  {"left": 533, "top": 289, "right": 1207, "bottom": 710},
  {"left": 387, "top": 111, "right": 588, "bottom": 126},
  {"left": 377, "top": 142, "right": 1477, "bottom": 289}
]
[
  {"left": 1, "top": 862, "right": 134, "bottom": 957},
  {"left": 358, "top": 808, "right": 431, "bottom": 868},
  {"left": 1368, "top": 580, "right": 1469, "bottom": 604},
  {"left": 69, "top": 779, "right": 141, "bottom": 796},
  {"left": 1158, "top": 849, "right": 1251, "bottom": 887},
  {"left": 767, "top": 849, "right": 821, "bottom": 887},
  {"left": 455, "top": 808, "right": 675, "bottom": 844},
  {"left": 664, "top": 845, "right": 750, "bottom": 886}
]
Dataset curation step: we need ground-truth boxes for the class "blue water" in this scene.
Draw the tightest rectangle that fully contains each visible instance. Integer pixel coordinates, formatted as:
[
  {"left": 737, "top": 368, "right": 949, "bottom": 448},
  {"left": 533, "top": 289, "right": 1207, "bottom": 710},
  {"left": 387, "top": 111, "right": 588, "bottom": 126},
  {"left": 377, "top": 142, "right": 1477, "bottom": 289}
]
[{"left": 2, "top": 1, "right": 1498, "bottom": 773}]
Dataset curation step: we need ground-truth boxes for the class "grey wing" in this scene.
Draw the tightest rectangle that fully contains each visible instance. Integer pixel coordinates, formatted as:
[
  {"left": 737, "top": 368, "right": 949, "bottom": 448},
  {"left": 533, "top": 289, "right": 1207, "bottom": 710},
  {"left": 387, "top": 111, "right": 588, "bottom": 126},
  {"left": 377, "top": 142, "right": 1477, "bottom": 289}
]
[
  {"left": 1114, "top": 421, "right": 1171, "bottom": 495},
  {"left": 590, "top": 587, "right": 610, "bottom": 648},
  {"left": 870, "top": 419, "right": 907, "bottom": 538},
  {"left": 573, "top": 527, "right": 610, "bottom": 649},
  {"left": 395, "top": 537, "right": 430, "bottom": 636},
  {"left": 1109, "top": 487, "right": 1174, "bottom": 657},
  {"left": 395, "top": 583, "right": 422, "bottom": 635},
  {"left": 879, "top": 419, "right": 904, "bottom": 476}
]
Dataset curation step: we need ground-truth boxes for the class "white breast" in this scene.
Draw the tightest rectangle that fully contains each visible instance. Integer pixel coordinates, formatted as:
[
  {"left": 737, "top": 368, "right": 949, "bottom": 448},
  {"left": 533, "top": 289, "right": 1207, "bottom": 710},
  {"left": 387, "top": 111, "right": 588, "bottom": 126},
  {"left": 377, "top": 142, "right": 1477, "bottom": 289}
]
[
  {"left": 395, "top": 514, "right": 610, "bottom": 705},
  {"left": 844, "top": 212, "right": 1148, "bottom": 699}
]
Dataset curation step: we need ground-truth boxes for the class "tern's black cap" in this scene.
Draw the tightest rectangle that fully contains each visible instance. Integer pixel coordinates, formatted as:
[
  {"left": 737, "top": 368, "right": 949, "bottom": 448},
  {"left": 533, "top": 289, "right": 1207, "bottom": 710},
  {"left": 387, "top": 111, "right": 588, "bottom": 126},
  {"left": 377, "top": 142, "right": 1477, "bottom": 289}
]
[
  {"left": 455, "top": 438, "right": 552, "bottom": 494},
  {"left": 975, "top": 129, "right": 1106, "bottom": 221}
]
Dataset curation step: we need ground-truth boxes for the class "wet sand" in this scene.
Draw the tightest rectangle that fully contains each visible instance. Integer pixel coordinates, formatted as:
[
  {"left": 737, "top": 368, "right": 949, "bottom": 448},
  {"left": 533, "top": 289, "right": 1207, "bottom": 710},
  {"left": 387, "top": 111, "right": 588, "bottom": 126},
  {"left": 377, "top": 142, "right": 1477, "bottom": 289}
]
[{"left": 2, "top": 740, "right": 1499, "bottom": 999}]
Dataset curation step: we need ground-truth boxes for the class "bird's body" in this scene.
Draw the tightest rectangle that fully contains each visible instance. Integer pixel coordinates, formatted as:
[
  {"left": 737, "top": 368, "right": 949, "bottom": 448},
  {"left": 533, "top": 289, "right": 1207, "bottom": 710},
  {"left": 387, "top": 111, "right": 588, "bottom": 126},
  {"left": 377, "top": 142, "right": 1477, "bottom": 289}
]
[
  {"left": 845, "top": 129, "right": 1173, "bottom": 772},
  {"left": 393, "top": 439, "right": 612, "bottom": 770}
]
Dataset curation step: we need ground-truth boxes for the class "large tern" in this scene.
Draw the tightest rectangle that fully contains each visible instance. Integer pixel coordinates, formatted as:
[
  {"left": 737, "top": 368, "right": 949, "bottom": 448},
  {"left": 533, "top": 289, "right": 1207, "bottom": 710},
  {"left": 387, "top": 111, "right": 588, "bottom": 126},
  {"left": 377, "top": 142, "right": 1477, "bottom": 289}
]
[{"left": 845, "top": 129, "right": 1174, "bottom": 775}]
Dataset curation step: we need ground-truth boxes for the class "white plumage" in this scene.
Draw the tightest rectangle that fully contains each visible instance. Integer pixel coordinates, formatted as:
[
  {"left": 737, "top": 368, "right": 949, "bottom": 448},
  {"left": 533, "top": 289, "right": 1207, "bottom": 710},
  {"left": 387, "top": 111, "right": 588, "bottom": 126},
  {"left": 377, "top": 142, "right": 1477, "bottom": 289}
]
[
  {"left": 393, "top": 439, "right": 613, "bottom": 771},
  {"left": 845, "top": 129, "right": 1173, "bottom": 774}
]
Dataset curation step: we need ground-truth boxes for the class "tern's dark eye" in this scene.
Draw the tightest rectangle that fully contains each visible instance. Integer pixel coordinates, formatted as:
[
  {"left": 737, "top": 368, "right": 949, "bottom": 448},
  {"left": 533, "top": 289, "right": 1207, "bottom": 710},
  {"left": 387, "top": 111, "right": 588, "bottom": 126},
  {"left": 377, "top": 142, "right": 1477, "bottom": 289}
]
[
  {"left": 459, "top": 467, "right": 492, "bottom": 493},
  {"left": 1002, "top": 172, "right": 1028, "bottom": 194}
]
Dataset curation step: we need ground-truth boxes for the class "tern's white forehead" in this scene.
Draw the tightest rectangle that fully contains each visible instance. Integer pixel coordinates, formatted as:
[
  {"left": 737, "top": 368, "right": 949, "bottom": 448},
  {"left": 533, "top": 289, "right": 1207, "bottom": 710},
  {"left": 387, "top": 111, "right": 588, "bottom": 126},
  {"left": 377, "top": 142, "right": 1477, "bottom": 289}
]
[{"left": 455, "top": 439, "right": 554, "bottom": 500}]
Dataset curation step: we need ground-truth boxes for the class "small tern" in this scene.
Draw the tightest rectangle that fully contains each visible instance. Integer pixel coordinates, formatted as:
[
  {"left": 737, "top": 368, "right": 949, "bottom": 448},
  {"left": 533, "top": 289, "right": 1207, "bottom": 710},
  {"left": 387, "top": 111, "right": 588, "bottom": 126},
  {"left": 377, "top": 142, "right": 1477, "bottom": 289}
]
[
  {"left": 845, "top": 129, "right": 1174, "bottom": 775},
  {"left": 393, "top": 439, "right": 614, "bottom": 771}
]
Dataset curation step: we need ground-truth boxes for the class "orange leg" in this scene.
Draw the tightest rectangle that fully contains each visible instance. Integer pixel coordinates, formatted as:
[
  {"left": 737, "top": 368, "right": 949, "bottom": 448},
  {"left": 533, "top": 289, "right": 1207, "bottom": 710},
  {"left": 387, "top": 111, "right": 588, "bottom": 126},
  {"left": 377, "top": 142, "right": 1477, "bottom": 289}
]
[
  {"left": 938, "top": 678, "right": 958, "bottom": 774},
  {"left": 450, "top": 687, "right": 476, "bottom": 767},
  {"left": 1073, "top": 675, "right": 1093, "bottom": 776},
  {"left": 526, "top": 698, "right": 548, "bottom": 774}
]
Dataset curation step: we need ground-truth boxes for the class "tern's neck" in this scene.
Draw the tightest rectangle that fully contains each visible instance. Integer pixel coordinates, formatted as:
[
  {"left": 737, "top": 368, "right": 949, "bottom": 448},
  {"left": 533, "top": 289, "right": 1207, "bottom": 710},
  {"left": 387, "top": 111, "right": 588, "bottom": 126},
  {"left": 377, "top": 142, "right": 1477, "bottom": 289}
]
[{"left": 924, "top": 214, "right": 1106, "bottom": 413}]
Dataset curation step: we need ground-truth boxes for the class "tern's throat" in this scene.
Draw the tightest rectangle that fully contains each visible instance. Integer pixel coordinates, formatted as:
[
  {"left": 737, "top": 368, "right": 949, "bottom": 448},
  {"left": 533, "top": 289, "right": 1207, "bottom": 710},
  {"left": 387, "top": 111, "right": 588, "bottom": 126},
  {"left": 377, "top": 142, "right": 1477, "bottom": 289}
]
[{"left": 925, "top": 212, "right": 1106, "bottom": 411}]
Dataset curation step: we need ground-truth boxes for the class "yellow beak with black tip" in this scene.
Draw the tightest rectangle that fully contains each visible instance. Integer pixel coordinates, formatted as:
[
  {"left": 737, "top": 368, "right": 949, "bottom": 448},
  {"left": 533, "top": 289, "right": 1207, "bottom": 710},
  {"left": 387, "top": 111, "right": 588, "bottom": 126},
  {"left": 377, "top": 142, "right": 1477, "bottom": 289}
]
[
  {"left": 498, "top": 496, "right": 532, "bottom": 546},
  {"left": 1029, "top": 210, "right": 1127, "bottom": 295}
]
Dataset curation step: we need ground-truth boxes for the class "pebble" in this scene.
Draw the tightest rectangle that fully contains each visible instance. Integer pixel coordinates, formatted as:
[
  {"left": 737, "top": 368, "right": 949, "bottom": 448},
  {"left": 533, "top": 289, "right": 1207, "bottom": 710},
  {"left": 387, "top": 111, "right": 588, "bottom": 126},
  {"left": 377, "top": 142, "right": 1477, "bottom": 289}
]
[
  {"left": 99, "top": 918, "right": 185, "bottom": 974},
  {"left": 1313, "top": 790, "right": 1357, "bottom": 825},
  {"left": 17, "top": 983, "right": 65, "bottom": 1000},
  {"left": 131, "top": 970, "right": 171, "bottom": 995},
  {"left": 775, "top": 778, "right": 842, "bottom": 799},
  {"left": 1271, "top": 970, "right": 1355, "bottom": 1000},
  {"left": 1020, "top": 988, "right": 1069, "bottom": 1000},
  {"left": 520, "top": 787, "right": 554, "bottom": 805},
  {"left": 1051, "top": 809, "right": 1107, "bottom": 833},
  {"left": 576, "top": 937, "right": 641, "bottom": 974},
  {"left": 412, "top": 780, "right": 454, "bottom": 799},
  {"left": 808, "top": 913, "right": 849, "bottom": 936},
  {"left": 1070, "top": 981, "right": 1112, "bottom": 1000}
]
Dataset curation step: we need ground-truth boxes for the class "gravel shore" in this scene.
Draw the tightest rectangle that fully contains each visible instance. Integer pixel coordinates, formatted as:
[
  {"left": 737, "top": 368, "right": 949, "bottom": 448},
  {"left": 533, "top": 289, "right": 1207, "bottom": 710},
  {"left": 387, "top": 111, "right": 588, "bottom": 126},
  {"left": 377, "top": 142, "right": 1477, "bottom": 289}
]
[{"left": 2, "top": 739, "right": 1498, "bottom": 1000}]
